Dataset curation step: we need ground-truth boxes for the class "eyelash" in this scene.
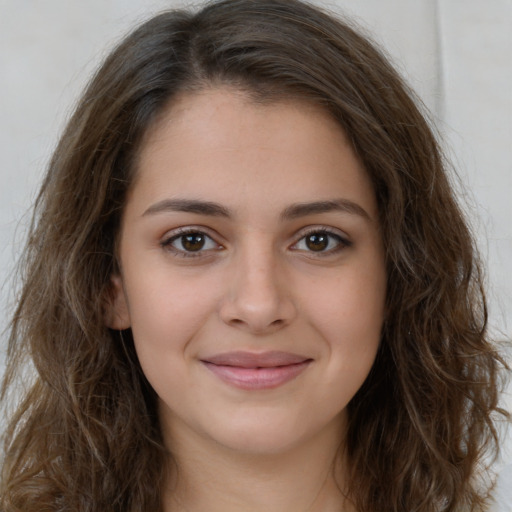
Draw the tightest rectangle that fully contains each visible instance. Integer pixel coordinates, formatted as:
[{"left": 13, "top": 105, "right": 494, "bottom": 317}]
[
  {"left": 160, "top": 226, "right": 351, "bottom": 258},
  {"left": 291, "top": 227, "right": 351, "bottom": 256},
  {"left": 160, "top": 227, "right": 222, "bottom": 258}
]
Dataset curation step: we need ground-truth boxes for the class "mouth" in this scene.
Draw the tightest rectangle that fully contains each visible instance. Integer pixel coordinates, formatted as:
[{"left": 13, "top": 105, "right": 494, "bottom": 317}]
[{"left": 200, "top": 351, "right": 313, "bottom": 390}]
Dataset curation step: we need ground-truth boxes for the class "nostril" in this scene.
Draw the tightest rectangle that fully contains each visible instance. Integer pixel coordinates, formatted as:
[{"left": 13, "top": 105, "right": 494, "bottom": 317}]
[
  {"left": 218, "top": 285, "right": 297, "bottom": 333},
  {"left": 226, "top": 316, "right": 287, "bottom": 333}
]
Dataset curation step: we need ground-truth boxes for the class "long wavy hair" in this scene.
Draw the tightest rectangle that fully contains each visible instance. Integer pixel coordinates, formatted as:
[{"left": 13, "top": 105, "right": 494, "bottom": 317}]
[{"left": 1, "top": 1, "right": 508, "bottom": 510}]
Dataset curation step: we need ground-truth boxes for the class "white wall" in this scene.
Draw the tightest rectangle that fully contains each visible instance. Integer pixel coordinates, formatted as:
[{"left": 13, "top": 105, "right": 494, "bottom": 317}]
[{"left": 0, "top": 0, "right": 510, "bottom": 507}]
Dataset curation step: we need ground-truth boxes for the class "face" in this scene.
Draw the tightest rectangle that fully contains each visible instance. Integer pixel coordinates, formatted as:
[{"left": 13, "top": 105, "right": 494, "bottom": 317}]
[{"left": 109, "top": 88, "right": 386, "bottom": 455}]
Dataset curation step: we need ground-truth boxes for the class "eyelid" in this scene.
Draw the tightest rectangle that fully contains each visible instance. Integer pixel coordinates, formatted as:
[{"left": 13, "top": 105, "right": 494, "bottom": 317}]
[
  {"left": 160, "top": 226, "right": 224, "bottom": 257},
  {"left": 290, "top": 225, "right": 352, "bottom": 254},
  {"left": 159, "top": 224, "right": 351, "bottom": 259}
]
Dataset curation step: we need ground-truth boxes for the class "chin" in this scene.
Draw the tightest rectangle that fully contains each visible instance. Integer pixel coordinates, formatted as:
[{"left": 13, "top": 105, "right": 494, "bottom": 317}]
[
  {"left": 214, "top": 428, "right": 306, "bottom": 456},
  {"left": 202, "top": 410, "right": 337, "bottom": 456}
]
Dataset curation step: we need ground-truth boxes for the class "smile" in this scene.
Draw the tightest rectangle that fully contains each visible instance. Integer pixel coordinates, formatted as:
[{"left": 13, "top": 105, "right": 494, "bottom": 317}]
[{"left": 200, "top": 351, "right": 313, "bottom": 390}]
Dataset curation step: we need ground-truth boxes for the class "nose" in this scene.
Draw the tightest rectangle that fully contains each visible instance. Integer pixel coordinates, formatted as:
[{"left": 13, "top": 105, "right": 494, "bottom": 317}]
[{"left": 218, "top": 245, "right": 297, "bottom": 334}]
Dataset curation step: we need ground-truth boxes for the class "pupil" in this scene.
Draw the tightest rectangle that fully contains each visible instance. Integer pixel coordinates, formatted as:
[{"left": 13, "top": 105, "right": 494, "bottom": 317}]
[
  {"left": 306, "top": 233, "right": 328, "bottom": 251},
  {"left": 182, "top": 233, "right": 205, "bottom": 251}
]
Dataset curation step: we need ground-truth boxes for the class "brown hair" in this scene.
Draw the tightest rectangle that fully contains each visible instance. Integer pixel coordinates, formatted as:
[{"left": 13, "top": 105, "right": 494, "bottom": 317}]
[{"left": 1, "top": 0, "right": 508, "bottom": 510}]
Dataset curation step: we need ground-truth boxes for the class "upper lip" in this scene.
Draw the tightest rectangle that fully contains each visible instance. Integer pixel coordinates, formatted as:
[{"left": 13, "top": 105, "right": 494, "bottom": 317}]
[{"left": 201, "top": 351, "right": 311, "bottom": 368}]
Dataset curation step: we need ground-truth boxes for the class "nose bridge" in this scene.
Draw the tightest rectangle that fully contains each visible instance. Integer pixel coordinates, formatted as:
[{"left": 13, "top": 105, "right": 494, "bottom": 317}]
[{"left": 219, "top": 235, "right": 295, "bottom": 332}]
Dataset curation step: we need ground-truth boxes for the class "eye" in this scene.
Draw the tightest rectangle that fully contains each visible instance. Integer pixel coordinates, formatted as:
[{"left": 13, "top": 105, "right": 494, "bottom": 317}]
[
  {"left": 292, "top": 229, "right": 350, "bottom": 254},
  {"left": 162, "top": 229, "right": 221, "bottom": 256}
]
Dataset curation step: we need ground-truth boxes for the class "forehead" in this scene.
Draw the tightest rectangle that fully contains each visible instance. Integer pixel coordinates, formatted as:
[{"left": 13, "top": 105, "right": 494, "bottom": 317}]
[{"left": 128, "top": 87, "right": 377, "bottom": 221}]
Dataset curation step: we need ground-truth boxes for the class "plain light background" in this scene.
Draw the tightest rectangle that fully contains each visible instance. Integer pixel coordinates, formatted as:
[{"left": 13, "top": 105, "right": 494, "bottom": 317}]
[{"left": 0, "top": 0, "right": 511, "bottom": 508}]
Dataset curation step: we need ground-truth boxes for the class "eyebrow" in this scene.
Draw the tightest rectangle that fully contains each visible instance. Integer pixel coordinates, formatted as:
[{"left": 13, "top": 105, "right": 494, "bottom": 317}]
[
  {"left": 142, "top": 197, "right": 371, "bottom": 221},
  {"left": 143, "top": 199, "right": 231, "bottom": 218},
  {"left": 280, "top": 199, "right": 371, "bottom": 222}
]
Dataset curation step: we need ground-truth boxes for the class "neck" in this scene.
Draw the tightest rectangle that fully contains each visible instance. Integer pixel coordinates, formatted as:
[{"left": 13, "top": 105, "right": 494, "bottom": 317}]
[{"left": 160, "top": 414, "right": 354, "bottom": 512}]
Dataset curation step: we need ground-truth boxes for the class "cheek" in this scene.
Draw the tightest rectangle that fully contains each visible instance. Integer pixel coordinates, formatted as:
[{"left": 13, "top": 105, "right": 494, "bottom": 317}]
[
  {"left": 128, "top": 267, "right": 220, "bottom": 330},
  {"left": 300, "top": 265, "right": 385, "bottom": 339},
  {"left": 125, "top": 270, "right": 222, "bottom": 372},
  {"left": 298, "top": 263, "right": 385, "bottom": 384}
]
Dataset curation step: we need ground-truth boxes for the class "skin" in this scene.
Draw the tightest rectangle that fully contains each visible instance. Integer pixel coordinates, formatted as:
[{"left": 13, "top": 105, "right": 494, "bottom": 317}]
[{"left": 109, "top": 88, "right": 387, "bottom": 511}]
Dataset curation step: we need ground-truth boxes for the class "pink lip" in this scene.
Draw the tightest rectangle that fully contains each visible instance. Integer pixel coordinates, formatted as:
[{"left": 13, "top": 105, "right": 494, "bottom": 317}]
[{"left": 201, "top": 351, "right": 312, "bottom": 390}]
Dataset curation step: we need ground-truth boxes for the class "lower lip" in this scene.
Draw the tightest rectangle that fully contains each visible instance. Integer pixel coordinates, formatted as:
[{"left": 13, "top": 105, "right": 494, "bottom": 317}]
[{"left": 202, "top": 361, "right": 311, "bottom": 390}]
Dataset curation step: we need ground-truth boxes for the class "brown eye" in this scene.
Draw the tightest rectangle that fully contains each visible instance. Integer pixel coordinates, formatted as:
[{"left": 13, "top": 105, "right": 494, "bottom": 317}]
[
  {"left": 291, "top": 229, "right": 350, "bottom": 255},
  {"left": 163, "top": 230, "right": 219, "bottom": 255},
  {"left": 305, "top": 232, "right": 329, "bottom": 252},
  {"left": 181, "top": 233, "right": 206, "bottom": 251}
]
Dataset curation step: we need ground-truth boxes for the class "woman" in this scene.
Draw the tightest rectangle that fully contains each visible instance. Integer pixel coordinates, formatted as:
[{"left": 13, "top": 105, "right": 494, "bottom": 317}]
[{"left": 1, "top": 0, "right": 508, "bottom": 510}]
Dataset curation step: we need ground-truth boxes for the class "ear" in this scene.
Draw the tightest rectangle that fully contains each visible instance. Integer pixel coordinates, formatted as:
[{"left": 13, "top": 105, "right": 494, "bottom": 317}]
[{"left": 105, "top": 274, "right": 131, "bottom": 330}]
